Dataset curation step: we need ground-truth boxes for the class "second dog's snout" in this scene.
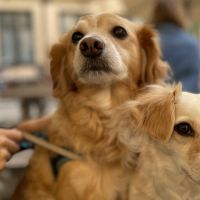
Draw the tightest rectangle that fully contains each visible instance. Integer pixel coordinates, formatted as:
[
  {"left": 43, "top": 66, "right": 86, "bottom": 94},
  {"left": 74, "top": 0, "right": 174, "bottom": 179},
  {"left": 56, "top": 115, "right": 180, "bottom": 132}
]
[{"left": 80, "top": 37, "right": 105, "bottom": 58}]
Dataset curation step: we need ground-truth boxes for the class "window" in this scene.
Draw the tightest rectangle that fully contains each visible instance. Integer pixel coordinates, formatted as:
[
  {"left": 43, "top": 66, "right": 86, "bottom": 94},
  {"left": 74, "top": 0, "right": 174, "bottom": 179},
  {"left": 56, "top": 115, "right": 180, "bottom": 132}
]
[{"left": 0, "top": 12, "right": 33, "bottom": 67}]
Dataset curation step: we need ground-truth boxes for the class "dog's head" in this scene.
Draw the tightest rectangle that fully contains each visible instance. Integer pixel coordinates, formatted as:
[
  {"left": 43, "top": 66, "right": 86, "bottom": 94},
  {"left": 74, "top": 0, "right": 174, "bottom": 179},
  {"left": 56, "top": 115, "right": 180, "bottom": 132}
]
[
  {"left": 50, "top": 13, "right": 169, "bottom": 97},
  {"left": 132, "top": 84, "right": 200, "bottom": 183}
]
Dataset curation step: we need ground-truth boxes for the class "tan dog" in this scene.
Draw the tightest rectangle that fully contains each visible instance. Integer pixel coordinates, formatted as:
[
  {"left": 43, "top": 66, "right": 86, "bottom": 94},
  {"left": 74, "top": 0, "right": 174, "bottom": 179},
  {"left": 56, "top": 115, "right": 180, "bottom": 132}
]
[
  {"left": 109, "top": 84, "right": 200, "bottom": 199},
  {"left": 12, "top": 13, "right": 168, "bottom": 200}
]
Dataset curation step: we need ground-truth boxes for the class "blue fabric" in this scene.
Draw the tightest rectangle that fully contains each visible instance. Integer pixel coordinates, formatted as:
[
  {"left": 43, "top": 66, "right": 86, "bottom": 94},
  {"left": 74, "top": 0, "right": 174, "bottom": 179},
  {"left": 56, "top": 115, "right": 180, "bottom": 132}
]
[{"left": 157, "top": 23, "right": 200, "bottom": 93}]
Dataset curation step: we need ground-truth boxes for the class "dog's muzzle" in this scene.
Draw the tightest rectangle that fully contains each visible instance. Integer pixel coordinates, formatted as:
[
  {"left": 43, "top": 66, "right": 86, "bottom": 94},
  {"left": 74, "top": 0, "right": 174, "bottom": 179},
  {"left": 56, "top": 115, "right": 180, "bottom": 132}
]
[{"left": 79, "top": 36, "right": 111, "bottom": 74}]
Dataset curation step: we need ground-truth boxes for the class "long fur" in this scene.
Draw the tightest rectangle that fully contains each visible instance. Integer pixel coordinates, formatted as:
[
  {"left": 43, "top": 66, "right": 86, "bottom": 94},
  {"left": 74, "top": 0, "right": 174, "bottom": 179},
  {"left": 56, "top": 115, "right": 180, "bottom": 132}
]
[{"left": 108, "top": 84, "right": 200, "bottom": 200}]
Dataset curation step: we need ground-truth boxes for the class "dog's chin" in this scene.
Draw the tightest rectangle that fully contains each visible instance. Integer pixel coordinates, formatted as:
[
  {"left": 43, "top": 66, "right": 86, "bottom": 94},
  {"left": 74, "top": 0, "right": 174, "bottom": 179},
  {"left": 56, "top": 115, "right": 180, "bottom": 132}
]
[
  {"left": 78, "top": 67, "right": 127, "bottom": 85},
  {"left": 77, "top": 61, "right": 112, "bottom": 85},
  {"left": 81, "top": 64, "right": 112, "bottom": 74},
  {"left": 79, "top": 63, "right": 128, "bottom": 85},
  {"left": 79, "top": 69, "right": 114, "bottom": 85}
]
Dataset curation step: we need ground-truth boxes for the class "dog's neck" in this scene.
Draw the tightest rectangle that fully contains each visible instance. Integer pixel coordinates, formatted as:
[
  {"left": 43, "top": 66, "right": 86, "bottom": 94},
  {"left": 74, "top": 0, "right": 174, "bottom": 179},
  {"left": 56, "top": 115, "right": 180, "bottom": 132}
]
[
  {"left": 74, "top": 81, "right": 134, "bottom": 109},
  {"left": 50, "top": 81, "right": 134, "bottom": 162},
  {"left": 130, "top": 138, "right": 200, "bottom": 199}
]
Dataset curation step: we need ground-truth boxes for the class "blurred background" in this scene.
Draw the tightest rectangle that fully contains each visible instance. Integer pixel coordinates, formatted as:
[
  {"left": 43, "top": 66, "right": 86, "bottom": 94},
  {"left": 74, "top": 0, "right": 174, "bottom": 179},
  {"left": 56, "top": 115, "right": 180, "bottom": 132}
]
[
  {"left": 0, "top": 0, "right": 200, "bottom": 199},
  {"left": 0, "top": 0, "right": 200, "bottom": 126}
]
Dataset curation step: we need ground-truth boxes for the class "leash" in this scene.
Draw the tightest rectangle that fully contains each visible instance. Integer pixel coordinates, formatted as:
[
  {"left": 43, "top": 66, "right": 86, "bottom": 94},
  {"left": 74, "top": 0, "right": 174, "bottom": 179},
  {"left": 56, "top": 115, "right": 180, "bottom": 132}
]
[{"left": 22, "top": 131, "right": 82, "bottom": 160}]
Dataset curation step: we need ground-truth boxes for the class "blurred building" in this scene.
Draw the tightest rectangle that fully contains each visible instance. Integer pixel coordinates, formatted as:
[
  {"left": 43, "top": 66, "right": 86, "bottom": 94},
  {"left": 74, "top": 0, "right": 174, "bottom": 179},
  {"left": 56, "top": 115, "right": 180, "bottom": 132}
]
[{"left": 0, "top": 0, "right": 199, "bottom": 73}]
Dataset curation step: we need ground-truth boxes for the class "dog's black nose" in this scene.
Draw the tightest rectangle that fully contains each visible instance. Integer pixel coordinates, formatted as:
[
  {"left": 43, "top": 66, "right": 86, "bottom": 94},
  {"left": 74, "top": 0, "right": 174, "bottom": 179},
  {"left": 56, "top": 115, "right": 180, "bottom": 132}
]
[{"left": 80, "top": 37, "right": 105, "bottom": 58}]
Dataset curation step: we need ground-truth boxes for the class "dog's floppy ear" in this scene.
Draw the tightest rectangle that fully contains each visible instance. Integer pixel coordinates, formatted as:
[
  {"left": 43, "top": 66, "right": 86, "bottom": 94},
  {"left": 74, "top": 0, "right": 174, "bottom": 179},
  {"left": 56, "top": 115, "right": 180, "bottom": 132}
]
[
  {"left": 49, "top": 43, "right": 72, "bottom": 97},
  {"left": 137, "top": 25, "right": 169, "bottom": 84},
  {"left": 136, "top": 84, "right": 181, "bottom": 142}
]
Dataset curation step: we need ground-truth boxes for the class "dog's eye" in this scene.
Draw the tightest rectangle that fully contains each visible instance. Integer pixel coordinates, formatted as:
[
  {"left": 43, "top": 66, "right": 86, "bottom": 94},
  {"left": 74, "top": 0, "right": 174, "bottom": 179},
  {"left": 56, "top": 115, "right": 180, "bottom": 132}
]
[
  {"left": 112, "top": 26, "right": 128, "bottom": 39},
  {"left": 174, "top": 122, "right": 194, "bottom": 137},
  {"left": 72, "top": 32, "right": 84, "bottom": 44}
]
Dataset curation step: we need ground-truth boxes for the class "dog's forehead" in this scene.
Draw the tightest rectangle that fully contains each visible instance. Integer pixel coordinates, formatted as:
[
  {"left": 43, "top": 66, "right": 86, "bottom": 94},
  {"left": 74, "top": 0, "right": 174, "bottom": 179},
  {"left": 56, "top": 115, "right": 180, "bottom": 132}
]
[
  {"left": 176, "top": 92, "right": 200, "bottom": 119},
  {"left": 74, "top": 13, "right": 131, "bottom": 31}
]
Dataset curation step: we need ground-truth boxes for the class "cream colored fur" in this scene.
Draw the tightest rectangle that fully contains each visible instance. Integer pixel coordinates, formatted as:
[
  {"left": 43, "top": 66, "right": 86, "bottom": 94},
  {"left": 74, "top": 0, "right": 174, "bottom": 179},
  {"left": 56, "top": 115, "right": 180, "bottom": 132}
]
[{"left": 110, "top": 85, "right": 200, "bottom": 199}]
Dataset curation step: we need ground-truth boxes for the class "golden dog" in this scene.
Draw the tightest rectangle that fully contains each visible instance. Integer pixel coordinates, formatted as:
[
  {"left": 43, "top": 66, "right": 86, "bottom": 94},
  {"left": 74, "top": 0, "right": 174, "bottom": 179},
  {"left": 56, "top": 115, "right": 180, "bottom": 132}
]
[
  {"left": 109, "top": 84, "right": 200, "bottom": 199},
  {"left": 12, "top": 13, "right": 168, "bottom": 200}
]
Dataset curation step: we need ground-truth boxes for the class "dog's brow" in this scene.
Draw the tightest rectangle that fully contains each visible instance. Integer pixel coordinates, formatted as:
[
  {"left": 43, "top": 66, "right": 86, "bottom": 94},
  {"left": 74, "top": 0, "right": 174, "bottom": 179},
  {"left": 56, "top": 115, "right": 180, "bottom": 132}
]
[
  {"left": 73, "top": 21, "right": 93, "bottom": 33},
  {"left": 97, "top": 17, "right": 121, "bottom": 27}
]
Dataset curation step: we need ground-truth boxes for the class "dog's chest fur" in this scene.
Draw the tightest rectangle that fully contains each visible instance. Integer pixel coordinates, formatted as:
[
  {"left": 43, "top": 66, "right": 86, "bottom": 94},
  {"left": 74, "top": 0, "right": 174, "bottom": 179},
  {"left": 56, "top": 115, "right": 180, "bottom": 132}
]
[
  {"left": 49, "top": 83, "right": 132, "bottom": 155},
  {"left": 47, "top": 84, "right": 132, "bottom": 199}
]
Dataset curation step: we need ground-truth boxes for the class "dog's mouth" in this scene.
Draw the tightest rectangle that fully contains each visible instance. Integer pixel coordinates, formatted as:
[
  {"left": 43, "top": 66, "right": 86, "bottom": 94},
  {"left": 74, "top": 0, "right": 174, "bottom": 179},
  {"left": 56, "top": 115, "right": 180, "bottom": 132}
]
[
  {"left": 74, "top": 51, "right": 126, "bottom": 84},
  {"left": 80, "top": 58, "right": 112, "bottom": 75}
]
